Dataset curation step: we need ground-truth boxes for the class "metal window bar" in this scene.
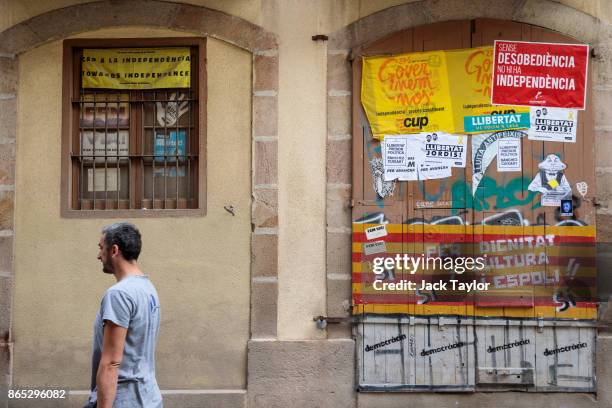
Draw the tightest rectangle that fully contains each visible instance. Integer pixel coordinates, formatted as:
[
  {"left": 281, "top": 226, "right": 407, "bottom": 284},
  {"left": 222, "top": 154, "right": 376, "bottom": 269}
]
[
  {"left": 152, "top": 90, "right": 156, "bottom": 207},
  {"left": 79, "top": 88, "right": 84, "bottom": 210},
  {"left": 104, "top": 94, "right": 108, "bottom": 208},
  {"left": 128, "top": 91, "right": 132, "bottom": 210},
  {"left": 187, "top": 88, "right": 191, "bottom": 207},
  {"left": 141, "top": 91, "right": 145, "bottom": 209},
  {"left": 163, "top": 90, "right": 168, "bottom": 208},
  {"left": 75, "top": 97, "right": 198, "bottom": 103},
  {"left": 175, "top": 90, "right": 180, "bottom": 207},
  {"left": 92, "top": 91, "right": 96, "bottom": 210},
  {"left": 116, "top": 93, "right": 120, "bottom": 209}
]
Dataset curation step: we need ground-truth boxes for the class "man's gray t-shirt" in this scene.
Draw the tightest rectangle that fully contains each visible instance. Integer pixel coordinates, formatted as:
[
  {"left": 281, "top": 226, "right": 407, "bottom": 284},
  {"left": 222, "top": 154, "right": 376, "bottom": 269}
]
[{"left": 89, "top": 275, "right": 162, "bottom": 408}]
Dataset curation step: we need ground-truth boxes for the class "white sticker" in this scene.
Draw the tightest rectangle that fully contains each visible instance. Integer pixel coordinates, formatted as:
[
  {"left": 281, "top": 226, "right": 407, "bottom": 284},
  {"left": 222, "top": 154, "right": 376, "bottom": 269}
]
[
  {"left": 382, "top": 136, "right": 418, "bottom": 181},
  {"left": 497, "top": 138, "right": 522, "bottom": 172},
  {"left": 81, "top": 130, "right": 129, "bottom": 163},
  {"left": 527, "top": 154, "right": 572, "bottom": 207},
  {"left": 365, "top": 224, "right": 388, "bottom": 240},
  {"left": 419, "top": 132, "right": 467, "bottom": 168},
  {"left": 363, "top": 240, "right": 387, "bottom": 256},
  {"left": 418, "top": 161, "right": 452, "bottom": 180},
  {"left": 88, "top": 168, "right": 119, "bottom": 192},
  {"left": 528, "top": 107, "right": 577, "bottom": 143}
]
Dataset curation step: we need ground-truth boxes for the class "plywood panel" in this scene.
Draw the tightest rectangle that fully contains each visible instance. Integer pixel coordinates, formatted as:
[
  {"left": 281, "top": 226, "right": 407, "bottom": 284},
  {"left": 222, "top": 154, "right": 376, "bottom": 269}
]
[
  {"left": 534, "top": 326, "right": 596, "bottom": 391},
  {"left": 475, "top": 323, "right": 536, "bottom": 388}
]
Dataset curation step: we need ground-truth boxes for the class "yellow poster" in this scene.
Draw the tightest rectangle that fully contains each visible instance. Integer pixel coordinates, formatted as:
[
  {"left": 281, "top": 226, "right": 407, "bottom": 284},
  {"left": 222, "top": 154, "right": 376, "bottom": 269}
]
[
  {"left": 361, "top": 50, "right": 454, "bottom": 138},
  {"left": 82, "top": 48, "right": 191, "bottom": 89},
  {"left": 361, "top": 47, "right": 529, "bottom": 138},
  {"left": 446, "top": 47, "right": 528, "bottom": 133}
]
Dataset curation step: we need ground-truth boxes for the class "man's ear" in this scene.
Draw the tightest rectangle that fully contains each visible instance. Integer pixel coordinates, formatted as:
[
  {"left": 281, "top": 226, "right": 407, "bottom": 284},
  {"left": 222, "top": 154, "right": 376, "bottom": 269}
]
[{"left": 111, "top": 244, "right": 120, "bottom": 257}]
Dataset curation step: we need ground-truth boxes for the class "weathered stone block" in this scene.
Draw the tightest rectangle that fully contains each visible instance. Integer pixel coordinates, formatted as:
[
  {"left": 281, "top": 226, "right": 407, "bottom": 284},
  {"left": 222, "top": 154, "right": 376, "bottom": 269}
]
[
  {"left": 0, "top": 143, "right": 15, "bottom": 186},
  {"left": 0, "top": 99, "right": 16, "bottom": 141},
  {"left": 251, "top": 281, "right": 277, "bottom": 338},
  {"left": 25, "top": 1, "right": 180, "bottom": 42},
  {"left": 0, "top": 57, "right": 17, "bottom": 95},
  {"left": 252, "top": 188, "right": 278, "bottom": 228},
  {"left": 197, "top": 7, "right": 277, "bottom": 52},
  {"left": 593, "top": 89, "right": 612, "bottom": 128},
  {"left": 327, "top": 95, "right": 351, "bottom": 136},
  {"left": 0, "top": 277, "right": 10, "bottom": 343},
  {"left": 0, "top": 343, "right": 11, "bottom": 402},
  {"left": 0, "top": 191, "right": 14, "bottom": 231},
  {"left": 515, "top": 0, "right": 600, "bottom": 44},
  {"left": 254, "top": 141, "right": 278, "bottom": 185},
  {"left": 0, "top": 23, "right": 40, "bottom": 55},
  {"left": 424, "top": 0, "right": 520, "bottom": 22},
  {"left": 591, "top": 42, "right": 612, "bottom": 86},
  {"left": 597, "top": 334, "right": 612, "bottom": 407},
  {"left": 327, "top": 139, "right": 352, "bottom": 184},
  {"left": 598, "top": 214, "right": 612, "bottom": 242},
  {"left": 0, "top": 237, "right": 12, "bottom": 275},
  {"left": 251, "top": 234, "right": 278, "bottom": 278},
  {"left": 253, "top": 96, "right": 278, "bottom": 137},
  {"left": 254, "top": 55, "right": 278, "bottom": 92},
  {"left": 595, "top": 131, "right": 612, "bottom": 167},
  {"left": 326, "top": 277, "right": 351, "bottom": 318},
  {"left": 248, "top": 339, "right": 355, "bottom": 408},
  {"left": 327, "top": 184, "right": 352, "bottom": 229},
  {"left": 327, "top": 231, "right": 351, "bottom": 275},
  {"left": 327, "top": 53, "right": 351, "bottom": 92}
]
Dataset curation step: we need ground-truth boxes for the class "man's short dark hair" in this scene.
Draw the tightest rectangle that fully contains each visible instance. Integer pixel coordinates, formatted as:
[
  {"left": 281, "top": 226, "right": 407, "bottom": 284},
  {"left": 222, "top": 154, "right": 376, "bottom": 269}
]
[{"left": 102, "top": 222, "right": 142, "bottom": 261}]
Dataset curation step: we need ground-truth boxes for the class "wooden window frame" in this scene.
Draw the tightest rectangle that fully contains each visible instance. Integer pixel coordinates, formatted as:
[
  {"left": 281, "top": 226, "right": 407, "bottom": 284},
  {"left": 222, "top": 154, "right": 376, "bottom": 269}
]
[{"left": 61, "top": 37, "right": 207, "bottom": 218}]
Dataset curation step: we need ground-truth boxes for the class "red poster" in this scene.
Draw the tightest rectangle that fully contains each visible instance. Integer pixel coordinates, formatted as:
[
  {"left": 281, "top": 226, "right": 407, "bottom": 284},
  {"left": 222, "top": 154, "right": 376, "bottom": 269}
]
[{"left": 492, "top": 40, "right": 589, "bottom": 110}]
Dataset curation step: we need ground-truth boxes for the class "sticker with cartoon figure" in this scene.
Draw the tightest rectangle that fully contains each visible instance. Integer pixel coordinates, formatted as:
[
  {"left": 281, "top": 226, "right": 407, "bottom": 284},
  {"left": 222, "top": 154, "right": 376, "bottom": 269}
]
[{"left": 527, "top": 154, "right": 572, "bottom": 207}]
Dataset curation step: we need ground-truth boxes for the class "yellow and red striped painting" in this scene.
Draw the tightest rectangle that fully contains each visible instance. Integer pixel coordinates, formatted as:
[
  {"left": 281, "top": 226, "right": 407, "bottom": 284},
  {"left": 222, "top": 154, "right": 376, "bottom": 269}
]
[{"left": 352, "top": 222, "right": 597, "bottom": 320}]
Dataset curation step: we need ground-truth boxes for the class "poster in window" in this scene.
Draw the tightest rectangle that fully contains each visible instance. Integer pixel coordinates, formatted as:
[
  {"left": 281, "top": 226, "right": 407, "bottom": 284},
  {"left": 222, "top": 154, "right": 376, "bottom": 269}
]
[
  {"left": 80, "top": 131, "right": 129, "bottom": 163},
  {"left": 80, "top": 94, "right": 129, "bottom": 128},
  {"left": 87, "top": 168, "right": 119, "bottom": 192},
  {"left": 154, "top": 130, "right": 186, "bottom": 162},
  {"left": 82, "top": 48, "right": 191, "bottom": 89}
]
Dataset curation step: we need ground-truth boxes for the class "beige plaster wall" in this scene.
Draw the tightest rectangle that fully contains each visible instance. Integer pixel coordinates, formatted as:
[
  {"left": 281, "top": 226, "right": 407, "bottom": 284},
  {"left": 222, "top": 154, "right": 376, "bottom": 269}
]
[
  {"left": 12, "top": 27, "right": 252, "bottom": 389},
  {"left": 276, "top": 0, "right": 327, "bottom": 340}
]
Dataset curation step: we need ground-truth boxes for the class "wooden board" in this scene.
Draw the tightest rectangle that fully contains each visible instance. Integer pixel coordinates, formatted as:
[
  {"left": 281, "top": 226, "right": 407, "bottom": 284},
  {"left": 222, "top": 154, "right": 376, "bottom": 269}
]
[{"left": 352, "top": 18, "right": 597, "bottom": 392}]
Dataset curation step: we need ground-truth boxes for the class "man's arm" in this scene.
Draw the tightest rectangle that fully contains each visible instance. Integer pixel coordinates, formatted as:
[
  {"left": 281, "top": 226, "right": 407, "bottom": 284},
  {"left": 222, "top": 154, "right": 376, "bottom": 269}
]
[{"left": 96, "top": 321, "right": 128, "bottom": 408}]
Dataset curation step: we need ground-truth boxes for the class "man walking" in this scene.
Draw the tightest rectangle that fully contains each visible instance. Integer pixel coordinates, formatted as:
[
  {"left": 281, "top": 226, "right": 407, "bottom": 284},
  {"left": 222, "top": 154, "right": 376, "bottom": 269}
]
[{"left": 86, "top": 222, "right": 162, "bottom": 408}]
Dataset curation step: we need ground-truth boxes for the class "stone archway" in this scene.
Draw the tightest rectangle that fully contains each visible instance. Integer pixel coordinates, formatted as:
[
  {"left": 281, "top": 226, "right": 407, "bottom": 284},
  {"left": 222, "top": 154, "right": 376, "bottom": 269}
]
[{"left": 0, "top": 1, "right": 280, "bottom": 394}]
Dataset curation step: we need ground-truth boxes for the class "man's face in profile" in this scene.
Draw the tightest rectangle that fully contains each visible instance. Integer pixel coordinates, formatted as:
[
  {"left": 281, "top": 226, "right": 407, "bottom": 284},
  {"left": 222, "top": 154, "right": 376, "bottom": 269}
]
[{"left": 97, "top": 235, "right": 114, "bottom": 274}]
